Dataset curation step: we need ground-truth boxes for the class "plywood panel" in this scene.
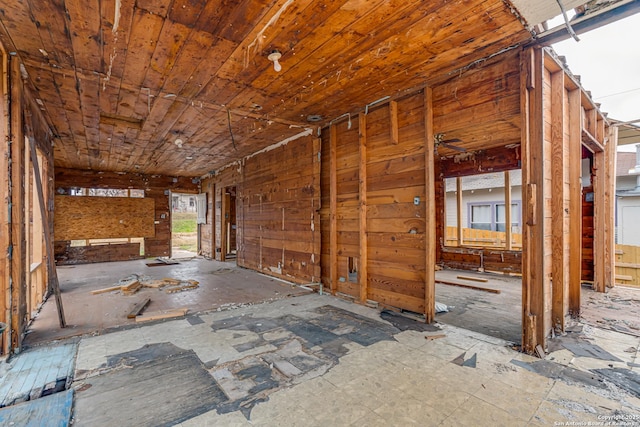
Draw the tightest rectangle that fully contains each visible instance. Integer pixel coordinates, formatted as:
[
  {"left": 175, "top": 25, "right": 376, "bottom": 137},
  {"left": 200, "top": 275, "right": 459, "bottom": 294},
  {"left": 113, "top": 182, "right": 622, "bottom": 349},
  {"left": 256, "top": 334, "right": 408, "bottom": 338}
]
[{"left": 54, "top": 196, "right": 155, "bottom": 240}]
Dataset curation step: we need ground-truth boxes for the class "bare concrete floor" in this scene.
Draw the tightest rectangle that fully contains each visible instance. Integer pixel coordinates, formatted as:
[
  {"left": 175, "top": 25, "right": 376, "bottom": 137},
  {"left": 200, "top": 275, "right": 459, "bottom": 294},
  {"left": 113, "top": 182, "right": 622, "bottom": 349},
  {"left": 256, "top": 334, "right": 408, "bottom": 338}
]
[
  {"left": 25, "top": 257, "right": 310, "bottom": 346},
  {"left": 435, "top": 269, "right": 522, "bottom": 344}
]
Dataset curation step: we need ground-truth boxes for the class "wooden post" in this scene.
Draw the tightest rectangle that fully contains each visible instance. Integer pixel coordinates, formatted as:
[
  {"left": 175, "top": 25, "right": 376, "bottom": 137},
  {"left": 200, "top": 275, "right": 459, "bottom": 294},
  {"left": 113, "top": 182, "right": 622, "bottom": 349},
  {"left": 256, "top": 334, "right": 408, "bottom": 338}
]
[
  {"left": 504, "top": 171, "right": 512, "bottom": 250},
  {"left": 424, "top": 88, "right": 436, "bottom": 323},
  {"left": 0, "top": 49, "right": 10, "bottom": 355},
  {"left": 604, "top": 125, "right": 617, "bottom": 289},
  {"left": 390, "top": 101, "right": 399, "bottom": 145},
  {"left": 358, "top": 114, "right": 368, "bottom": 303},
  {"left": 568, "top": 89, "right": 582, "bottom": 316},
  {"left": 593, "top": 145, "right": 606, "bottom": 293},
  {"left": 520, "top": 47, "right": 546, "bottom": 352},
  {"left": 312, "top": 137, "right": 322, "bottom": 282},
  {"left": 329, "top": 124, "right": 338, "bottom": 294},
  {"left": 456, "top": 177, "right": 463, "bottom": 246},
  {"left": 10, "top": 57, "right": 27, "bottom": 351},
  {"left": 550, "top": 70, "right": 566, "bottom": 332}
]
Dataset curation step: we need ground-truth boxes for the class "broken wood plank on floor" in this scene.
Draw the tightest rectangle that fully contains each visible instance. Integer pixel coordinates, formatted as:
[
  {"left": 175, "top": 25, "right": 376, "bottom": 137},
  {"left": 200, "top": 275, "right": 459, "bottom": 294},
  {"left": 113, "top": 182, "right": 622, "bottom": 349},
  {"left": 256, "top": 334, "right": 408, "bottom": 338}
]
[
  {"left": 90, "top": 285, "right": 123, "bottom": 295},
  {"left": 456, "top": 275, "right": 489, "bottom": 283},
  {"left": 127, "top": 298, "right": 151, "bottom": 319},
  {"left": 121, "top": 280, "right": 142, "bottom": 296},
  {"left": 436, "top": 279, "right": 501, "bottom": 294},
  {"left": 135, "top": 308, "right": 189, "bottom": 323}
]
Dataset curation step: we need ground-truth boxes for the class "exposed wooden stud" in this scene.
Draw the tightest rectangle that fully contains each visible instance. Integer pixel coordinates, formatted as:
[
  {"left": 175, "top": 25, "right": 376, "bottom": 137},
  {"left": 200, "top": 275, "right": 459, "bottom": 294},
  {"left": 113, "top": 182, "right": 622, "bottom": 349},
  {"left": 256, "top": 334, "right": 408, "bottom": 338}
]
[
  {"left": 0, "top": 49, "right": 9, "bottom": 355},
  {"left": 504, "top": 170, "right": 512, "bottom": 251},
  {"left": 568, "top": 89, "right": 582, "bottom": 316},
  {"left": 358, "top": 114, "right": 368, "bottom": 303},
  {"left": 29, "top": 137, "right": 66, "bottom": 328},
  {"left": 550, "top": 70, "right": 566, "bottom": 332},
  {"left": 329, "top": 124, "right": 338, "bottom": 295},
  {"left": 312, "top": 137, "right": 322, "bottom": 283},
  {"left": 389, "top": 101, "right": 399, "bottom": 145},
  {"left": 593, "top": 146, "right": 606, "bottom": 293},
  {"left": 424, "top": 87, "right": 436, "bottom": 323},
  {"left": 604, "top": 125, "right": 617, "bottom": 289},
  {"left": 10, "top": 56, "right": 27, "bottom": 351},
  {"left": 456, "top": 177, "right": 463, "bottom": 246},
  {"left": 521, "top": 47, "right": 547, "bottom": 353}
]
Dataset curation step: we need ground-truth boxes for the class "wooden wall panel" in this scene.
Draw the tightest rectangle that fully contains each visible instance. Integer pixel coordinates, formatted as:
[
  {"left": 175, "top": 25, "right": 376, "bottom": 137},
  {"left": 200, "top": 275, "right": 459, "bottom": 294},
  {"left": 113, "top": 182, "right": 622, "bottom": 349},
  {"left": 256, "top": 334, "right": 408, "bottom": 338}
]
[
  {"left": 54, "top": 196, "right": 156, "bottom": 240},
  {"left": 240, "top": 136, "right": 320, "bottom": 283},
  {"left": 55, "top": 242, "right": 142, "bottom": 265},
  {"left": 55, "top": 168, "right": 198, "bottom": 259},
  {"left": 200, "top": 135, "right": 320, "bottom": 284}
]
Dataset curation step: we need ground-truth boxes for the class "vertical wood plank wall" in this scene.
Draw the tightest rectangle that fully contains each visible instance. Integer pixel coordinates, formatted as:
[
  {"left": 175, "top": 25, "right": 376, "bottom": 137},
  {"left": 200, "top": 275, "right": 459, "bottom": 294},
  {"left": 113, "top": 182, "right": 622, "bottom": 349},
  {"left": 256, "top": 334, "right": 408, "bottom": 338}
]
[
  {"left": 200, "top": 135, "right": 321, "bottom": 284},
  {"left": 320, "top": 93, "right": 428, "bottom": 314},
  {"left": 0, "top": 49, "right": 56, "bottom": 354}
]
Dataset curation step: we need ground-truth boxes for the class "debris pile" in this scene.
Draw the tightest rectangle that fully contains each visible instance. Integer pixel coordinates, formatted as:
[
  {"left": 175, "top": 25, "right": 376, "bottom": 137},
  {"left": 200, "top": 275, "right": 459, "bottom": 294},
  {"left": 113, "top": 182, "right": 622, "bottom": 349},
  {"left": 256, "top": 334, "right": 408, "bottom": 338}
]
[{"left": 90, "top": 274, "right": 200, "bottom": 296}]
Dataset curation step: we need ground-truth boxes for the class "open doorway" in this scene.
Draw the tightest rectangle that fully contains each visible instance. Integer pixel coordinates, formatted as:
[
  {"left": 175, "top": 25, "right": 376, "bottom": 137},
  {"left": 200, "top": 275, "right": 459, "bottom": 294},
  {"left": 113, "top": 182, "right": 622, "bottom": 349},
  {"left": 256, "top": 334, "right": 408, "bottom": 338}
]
[
  {"left": 222, "top": 187, "right": 237, "bottom": 260},
  {"left": 171, "top": 192, "right": 198, "bottom": 257},
  {"left": 436, "top": 169, "right": 524, "bottom": 344}
]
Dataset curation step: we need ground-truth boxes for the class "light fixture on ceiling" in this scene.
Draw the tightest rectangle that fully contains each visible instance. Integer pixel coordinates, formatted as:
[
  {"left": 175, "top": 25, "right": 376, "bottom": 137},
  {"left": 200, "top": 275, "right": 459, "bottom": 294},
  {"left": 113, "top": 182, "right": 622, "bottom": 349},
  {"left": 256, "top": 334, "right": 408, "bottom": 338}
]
[
  {"left": 174, "top": 138, "right": 183, "bottom": 148},
  {"left": 268, "top": 50, "right": 282, "bottom": 72}
]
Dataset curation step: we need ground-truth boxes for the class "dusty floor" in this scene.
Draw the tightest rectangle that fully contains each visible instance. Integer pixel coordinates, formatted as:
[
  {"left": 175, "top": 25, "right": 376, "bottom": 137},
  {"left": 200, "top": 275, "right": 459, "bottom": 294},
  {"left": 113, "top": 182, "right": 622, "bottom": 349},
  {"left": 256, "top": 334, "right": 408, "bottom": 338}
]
[
  {"left": 5, "top": 293, "right": 636, "bottom": 426},
  {"left": 25, "top": 256, "right": 310, "bottom": 345},
  {"left": 8, "top": 260, "right": 640, "bottom": 426}
]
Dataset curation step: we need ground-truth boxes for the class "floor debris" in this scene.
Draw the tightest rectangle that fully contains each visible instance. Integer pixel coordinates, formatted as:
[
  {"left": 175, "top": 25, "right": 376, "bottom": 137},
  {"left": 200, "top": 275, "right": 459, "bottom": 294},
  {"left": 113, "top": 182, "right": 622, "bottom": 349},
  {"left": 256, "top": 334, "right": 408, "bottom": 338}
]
[
  {"left": 135, "top": 308, "right": 189, "bottom": 323},
  {"left": 435, "top": 302, "right": 449, "bottom": 313},
  {"left": 91, "top": 275, "right": 200, "bottom": 298},
  {"left": 591, "top": 368, "right": 640, "bottom": 398},
  {"left": 425, "top": 334, "right": 446, "bottom": 341},
  {"left": 127, "top": 298, "right": 151, "bottom": 319},
  {"left": 510, "top": 359, "right": 606, "bottom": 389},
  {"left": 451, "top": 352, "right": 477, "bottom": 368},
  {"left": 562, "top": 341, "right": 623, "bottom": 362},
  {"left": 379, "top": 310, "right": 440, "bottom": 332}
]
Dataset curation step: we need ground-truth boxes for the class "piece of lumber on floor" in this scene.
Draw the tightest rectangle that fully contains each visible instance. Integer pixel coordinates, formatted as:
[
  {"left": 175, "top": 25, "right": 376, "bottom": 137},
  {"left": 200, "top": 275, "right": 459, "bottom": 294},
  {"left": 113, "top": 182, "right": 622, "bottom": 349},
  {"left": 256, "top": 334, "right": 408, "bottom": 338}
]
[
  {"left": 127, "top": 298, "right": 151, "bottom": 319},
  {"left": 425, "top": 334, "right": 446, "bottom": 341},
  {"left": 162, "top": 278, "right": 181, "bottom": 285},
  {"left": 436, "top": 279, "right": 501, "bottom": 294},
  {"left": 91, "top": 285, "right": 123, "bottom": 295},
  {"left": 456, "top": 275, "right": 489, "bottom": 283},
  {"left": 122, "top": 281, "right": 142, "bottom": 296},
  {"left": 135, "top": 308, "right": 189, "bottom": 323}
]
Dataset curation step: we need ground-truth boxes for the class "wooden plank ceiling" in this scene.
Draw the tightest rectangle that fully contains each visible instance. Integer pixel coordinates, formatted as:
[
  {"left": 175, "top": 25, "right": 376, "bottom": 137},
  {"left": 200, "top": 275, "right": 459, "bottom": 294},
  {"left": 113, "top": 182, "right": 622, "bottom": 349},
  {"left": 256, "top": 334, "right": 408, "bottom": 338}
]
[{"left": 0, "top": 0, "right": 537, "bottom": 177}]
